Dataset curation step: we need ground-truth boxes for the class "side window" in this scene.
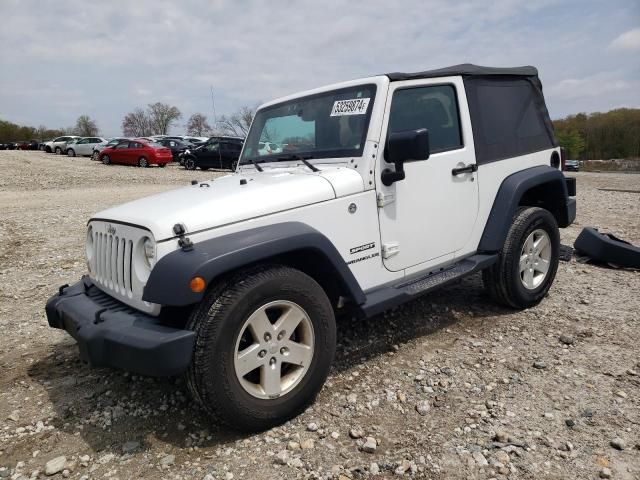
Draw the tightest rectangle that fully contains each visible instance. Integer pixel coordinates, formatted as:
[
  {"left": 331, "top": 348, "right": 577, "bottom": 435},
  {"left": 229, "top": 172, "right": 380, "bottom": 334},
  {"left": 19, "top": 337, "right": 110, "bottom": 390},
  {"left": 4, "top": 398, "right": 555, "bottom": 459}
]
[
  {"left": 130, "top": 142, "right": 143, "bottom": 148},
  {"left": 388, "top": 85, "right": 462, "bottom": 153},
  {"left": 206, "top": 143, "right": 219, "bottom": 152},
  {"left": 115, "top": 142, "right": 129, "bottom": 149}
]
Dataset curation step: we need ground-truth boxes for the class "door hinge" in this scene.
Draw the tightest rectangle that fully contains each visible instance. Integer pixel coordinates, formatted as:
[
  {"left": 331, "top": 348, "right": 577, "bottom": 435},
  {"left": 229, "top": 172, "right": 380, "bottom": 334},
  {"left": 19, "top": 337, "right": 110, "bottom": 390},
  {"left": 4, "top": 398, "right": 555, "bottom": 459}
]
[
  {"left": 382, "top": 242, "right": 400, "bottom": 259},
  {"left": 377, "top": 191, "right": 395, "bottom": 208}
]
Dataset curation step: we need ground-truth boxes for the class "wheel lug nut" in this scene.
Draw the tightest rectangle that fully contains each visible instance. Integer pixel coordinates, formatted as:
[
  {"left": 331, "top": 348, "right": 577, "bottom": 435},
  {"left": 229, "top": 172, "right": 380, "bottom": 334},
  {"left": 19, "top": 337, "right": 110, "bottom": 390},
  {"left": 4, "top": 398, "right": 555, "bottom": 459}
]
[
  {"left": 280, "top": 347, "right": 288, "bottom": 355},
  {"left": 258, "top": 350, "right": 266, "bottom": 358},
  {"left": 277, "top": 330, "right": 286, "bottom": 341},
  {"left": 264, "top": 333, "right": 271, "bottom": 341},
  {"left": 269, "top": 357, "right": 276, "bottom": 366}
]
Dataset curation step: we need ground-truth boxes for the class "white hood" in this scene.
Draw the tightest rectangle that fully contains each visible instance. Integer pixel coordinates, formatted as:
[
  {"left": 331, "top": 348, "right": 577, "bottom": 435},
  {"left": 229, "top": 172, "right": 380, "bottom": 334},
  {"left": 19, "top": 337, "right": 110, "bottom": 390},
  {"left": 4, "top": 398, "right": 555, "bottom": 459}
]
[{"left": 92, "top": 166, "right": 364, "bottom": 240}]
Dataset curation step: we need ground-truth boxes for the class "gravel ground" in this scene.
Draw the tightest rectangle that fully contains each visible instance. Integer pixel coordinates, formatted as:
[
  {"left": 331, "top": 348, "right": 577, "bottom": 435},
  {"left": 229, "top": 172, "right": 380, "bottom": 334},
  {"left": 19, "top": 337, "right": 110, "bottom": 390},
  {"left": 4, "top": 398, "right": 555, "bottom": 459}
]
[{"left": 0, "top": 150, "right": 639, "bottom": 480}]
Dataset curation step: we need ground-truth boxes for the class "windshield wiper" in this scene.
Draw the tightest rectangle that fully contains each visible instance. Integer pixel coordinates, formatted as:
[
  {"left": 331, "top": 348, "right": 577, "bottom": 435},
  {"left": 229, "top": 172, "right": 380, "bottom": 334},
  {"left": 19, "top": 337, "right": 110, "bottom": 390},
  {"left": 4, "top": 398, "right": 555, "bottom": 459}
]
[
  {"left": 249, "top": 158, "right": 263, "bottom": 172},
  {"left": 239, "top": 157, "right": 264, "bottom": 172},
  {"left": 276, "top": 154, "right": 320, "bottom": 172}
]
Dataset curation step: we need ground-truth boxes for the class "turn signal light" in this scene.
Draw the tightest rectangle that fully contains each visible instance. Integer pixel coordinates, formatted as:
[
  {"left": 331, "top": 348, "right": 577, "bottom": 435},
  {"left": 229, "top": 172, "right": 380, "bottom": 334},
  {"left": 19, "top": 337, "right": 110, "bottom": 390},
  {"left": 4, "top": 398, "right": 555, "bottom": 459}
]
[{"left": 189, "top": 276, "right": 206, "bottom": 293}]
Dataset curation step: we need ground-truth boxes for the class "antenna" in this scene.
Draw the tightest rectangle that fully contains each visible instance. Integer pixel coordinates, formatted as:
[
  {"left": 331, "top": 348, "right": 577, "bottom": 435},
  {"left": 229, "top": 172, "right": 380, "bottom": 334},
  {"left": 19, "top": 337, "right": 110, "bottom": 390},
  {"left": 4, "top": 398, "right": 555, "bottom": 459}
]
[{"left": 210, "top": 86, "right": 217, "bottom": 127}]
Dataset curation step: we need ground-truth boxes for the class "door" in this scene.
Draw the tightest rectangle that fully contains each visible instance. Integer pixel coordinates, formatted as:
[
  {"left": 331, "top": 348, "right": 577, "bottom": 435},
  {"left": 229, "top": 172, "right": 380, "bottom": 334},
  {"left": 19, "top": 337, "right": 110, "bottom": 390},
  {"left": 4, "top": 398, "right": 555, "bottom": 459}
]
[
  {"left": 200, "top": 142, "right": 220, "bottom": 168},
  {"left": 220, "top": 141, "right": 239, "bottom": 169},
  {"left": 127, "top": 141, "right": 145, "bottom": 165},
  {"left": 377, "top": 78, "right": 479, "bottom": 272},
  {"left": 111, "top": 141, "right": 130, "bottom": 163}
]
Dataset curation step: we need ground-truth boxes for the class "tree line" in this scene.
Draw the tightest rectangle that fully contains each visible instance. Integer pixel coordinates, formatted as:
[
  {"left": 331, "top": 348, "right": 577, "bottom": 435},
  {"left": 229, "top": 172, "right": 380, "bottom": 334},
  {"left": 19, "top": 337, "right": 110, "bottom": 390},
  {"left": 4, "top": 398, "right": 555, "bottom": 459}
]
[
  {"left": 553, "top": 108, "right": 640, "bottom": 160},
  {"left": 0, "top": 102, "right": 257, "bottom": 143},
  {"left": 0, "top": 115, "right": 99, "bottom": 143}
]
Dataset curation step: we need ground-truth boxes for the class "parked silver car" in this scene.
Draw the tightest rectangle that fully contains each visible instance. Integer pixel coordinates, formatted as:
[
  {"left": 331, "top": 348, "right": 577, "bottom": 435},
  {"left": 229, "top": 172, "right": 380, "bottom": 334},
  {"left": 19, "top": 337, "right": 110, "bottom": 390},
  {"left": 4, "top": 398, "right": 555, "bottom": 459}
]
[
  {"left": 65, "top": 137, "right": 107, "bottom": 157},
  {"left": 43, "top": 136, "right": 80, "bottom": 154}
]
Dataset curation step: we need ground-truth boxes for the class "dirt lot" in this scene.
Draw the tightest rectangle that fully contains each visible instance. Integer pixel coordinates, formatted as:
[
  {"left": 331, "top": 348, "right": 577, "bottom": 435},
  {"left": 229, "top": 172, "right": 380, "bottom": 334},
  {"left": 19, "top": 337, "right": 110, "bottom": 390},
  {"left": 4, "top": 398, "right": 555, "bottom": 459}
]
[{"left": 0, "top": 150, "right": 639, "bottom": 480}]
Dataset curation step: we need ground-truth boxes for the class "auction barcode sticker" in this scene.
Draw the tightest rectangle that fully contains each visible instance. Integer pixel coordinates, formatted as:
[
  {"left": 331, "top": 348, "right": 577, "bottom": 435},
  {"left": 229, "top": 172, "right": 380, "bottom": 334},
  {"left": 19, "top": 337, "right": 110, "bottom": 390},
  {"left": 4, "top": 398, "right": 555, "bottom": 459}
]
[{"left": 330, "top": 98, "right": 370, "bottom": 116}]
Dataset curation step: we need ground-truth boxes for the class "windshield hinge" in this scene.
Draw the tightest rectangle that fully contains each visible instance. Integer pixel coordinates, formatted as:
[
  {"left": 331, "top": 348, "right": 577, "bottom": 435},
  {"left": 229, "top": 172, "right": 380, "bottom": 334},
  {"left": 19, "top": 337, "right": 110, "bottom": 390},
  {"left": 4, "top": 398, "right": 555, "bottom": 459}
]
[
  {"left": 382, "top": 242, "right": 400, "bottom": 259},
  {"left": 377, "top": 192, "right": 395, "bottom": 208}
]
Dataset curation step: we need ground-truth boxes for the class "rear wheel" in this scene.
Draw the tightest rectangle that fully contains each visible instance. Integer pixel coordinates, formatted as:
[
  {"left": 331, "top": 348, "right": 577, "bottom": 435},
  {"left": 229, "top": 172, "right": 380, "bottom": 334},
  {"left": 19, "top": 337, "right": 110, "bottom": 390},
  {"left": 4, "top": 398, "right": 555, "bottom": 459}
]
[
  {"left": 184, "top": 157, "right": 196, "bottom": 170},
  {"left": 102, "top": 154, "right": 111, "bottom": 165},
  {"left": 91, "top": 151, "right": 99, "bottom": 161},
  {"left": 230, "top": 159, "right": 238, "bottom": 171},
  {"left": 138, "top": 157, "right": 149, "bottom": 168},
  {"left": 158, "top": 163, "right": 166, "bottom": 168},
  {"left": 54, "top": 147, "right": 62, "bottom": 154},
  {"left": 186, "top": 265, "right": 336, "bottom": 432},
  {"left": 67, "top": 149, "right": 75, "bottom": 157},
  {"left": 483, "top": 207, "right": 559, "bottom": 309}
]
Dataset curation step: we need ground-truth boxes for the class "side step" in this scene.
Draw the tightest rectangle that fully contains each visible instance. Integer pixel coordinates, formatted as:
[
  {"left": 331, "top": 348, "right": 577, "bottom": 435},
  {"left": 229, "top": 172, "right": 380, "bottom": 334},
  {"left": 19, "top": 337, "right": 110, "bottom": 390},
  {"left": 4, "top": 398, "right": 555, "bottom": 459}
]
[{"left": 360, "top": 254, "right": 497, "bottom": 318}]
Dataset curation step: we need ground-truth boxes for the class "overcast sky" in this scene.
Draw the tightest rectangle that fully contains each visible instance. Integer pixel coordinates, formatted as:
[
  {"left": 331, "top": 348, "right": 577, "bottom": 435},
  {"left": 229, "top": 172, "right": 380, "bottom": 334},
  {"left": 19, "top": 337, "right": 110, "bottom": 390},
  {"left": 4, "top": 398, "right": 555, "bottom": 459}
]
[{"left": 1, "top": 0, "right": 638, "bottom": 136}]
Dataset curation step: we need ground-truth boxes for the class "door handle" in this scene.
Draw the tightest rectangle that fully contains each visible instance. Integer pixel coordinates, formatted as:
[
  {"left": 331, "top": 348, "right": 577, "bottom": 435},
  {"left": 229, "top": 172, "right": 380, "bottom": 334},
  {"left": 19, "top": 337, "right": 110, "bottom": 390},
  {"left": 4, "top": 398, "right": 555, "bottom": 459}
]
[{"left": 451, "top": 163, "right": 477, "bottom": 176}]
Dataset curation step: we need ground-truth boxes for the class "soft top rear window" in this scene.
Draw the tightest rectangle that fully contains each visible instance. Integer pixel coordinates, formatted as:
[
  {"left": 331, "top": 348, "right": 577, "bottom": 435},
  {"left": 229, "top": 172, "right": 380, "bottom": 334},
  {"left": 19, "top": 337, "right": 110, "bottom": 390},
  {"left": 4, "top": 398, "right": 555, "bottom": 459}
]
[{"left": 464, "top": 76, "right": 556, "bottom": 164}]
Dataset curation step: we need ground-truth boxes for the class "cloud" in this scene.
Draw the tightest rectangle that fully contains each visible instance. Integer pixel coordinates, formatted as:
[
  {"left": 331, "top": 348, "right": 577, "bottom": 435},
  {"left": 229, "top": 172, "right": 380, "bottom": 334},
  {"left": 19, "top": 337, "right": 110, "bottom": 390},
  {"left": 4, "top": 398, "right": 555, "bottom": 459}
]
[
  {"left": 0, "top": 0, "right": 639, "bottom": 133},
  {"left": 610, "top": 28, "right": 640, "bottom": 50}
]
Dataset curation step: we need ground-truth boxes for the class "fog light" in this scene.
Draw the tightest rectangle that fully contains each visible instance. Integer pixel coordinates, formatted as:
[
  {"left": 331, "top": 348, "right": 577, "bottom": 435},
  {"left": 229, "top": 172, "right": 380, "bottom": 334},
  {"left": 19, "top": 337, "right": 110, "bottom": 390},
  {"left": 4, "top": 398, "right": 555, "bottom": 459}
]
[{"left": 190, "top": 276, "right": 206, "bottom": 293}]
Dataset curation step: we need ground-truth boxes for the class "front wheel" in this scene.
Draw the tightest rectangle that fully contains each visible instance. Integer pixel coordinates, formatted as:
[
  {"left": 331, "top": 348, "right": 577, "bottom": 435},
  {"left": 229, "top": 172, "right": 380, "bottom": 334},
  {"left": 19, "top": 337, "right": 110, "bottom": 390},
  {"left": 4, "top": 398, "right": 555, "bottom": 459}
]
[
  {"left": 102, "top": 154, "right": 111, "bottom": 165},
  {"left": 186, "top": 265, "right": 336, "bottom": 432},
  {"left": 67, "top": 149, "right": 75, "bottom": 157},
  {"left": 483, "top": 207, "right": 560, "bottom": 309},
  {"left": 91, "top": 151, "right": 99, "bottom": 161},
  {"left": 54, "top": 147, "right": 62, "bottom": 154}
]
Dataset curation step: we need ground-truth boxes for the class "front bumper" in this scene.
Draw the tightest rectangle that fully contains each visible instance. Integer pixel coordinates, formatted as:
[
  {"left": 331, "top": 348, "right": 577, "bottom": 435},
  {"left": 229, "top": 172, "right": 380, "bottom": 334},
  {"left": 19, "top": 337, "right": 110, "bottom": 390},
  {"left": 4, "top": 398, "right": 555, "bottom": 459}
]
[{"left": 45, "top": 277, "right": 194, "bottom": 376}]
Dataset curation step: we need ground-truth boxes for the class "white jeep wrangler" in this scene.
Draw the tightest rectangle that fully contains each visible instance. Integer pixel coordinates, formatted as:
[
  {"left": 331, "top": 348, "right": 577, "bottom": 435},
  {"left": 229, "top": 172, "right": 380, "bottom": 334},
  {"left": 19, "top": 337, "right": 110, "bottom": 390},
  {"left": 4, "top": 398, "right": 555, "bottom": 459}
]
[{"left": 46, "top": 64, "right": 576, "bottom": 431}]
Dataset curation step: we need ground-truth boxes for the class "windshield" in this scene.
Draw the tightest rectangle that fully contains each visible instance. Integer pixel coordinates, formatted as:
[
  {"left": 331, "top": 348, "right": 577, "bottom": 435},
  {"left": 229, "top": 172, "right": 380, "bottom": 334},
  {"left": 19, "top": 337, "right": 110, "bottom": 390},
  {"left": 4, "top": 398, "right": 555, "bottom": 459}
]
[{"left": 240, "top": 84, "right": 376, "bottom": 164}]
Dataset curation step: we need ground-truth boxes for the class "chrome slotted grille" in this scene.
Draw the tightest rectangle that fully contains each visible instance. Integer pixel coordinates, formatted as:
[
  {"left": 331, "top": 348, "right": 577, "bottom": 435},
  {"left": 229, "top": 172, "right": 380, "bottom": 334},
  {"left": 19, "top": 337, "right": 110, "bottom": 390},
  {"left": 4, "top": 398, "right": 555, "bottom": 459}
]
[{"left": 93, "top": 231, "right": 133, "bottom": 297}]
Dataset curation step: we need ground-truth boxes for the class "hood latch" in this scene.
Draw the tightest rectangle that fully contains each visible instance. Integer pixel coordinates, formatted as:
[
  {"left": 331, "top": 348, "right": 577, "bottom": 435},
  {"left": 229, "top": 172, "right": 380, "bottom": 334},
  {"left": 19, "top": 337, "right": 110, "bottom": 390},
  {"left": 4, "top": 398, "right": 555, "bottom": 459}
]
[{"left": 173, "top": 223, "right": 194, "bottom": 252}]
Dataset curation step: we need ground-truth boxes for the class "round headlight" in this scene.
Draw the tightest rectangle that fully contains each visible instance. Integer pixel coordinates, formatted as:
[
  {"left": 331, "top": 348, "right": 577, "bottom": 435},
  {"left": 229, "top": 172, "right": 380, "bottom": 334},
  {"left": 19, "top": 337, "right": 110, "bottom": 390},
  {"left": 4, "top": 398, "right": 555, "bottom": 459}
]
[{"left": 143, "top": 237, "right": 156, "bottom": 267}]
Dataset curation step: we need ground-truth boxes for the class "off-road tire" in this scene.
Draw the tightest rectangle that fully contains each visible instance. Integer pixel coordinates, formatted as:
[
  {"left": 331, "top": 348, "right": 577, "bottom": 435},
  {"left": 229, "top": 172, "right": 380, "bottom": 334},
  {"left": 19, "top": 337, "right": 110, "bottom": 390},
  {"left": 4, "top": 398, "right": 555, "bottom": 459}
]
[
  {"left": 483, "top": 207, "right": 560, "bottom": 309},
  {"left": 186, "top": 265, "right": 336, "bottom": 432}
]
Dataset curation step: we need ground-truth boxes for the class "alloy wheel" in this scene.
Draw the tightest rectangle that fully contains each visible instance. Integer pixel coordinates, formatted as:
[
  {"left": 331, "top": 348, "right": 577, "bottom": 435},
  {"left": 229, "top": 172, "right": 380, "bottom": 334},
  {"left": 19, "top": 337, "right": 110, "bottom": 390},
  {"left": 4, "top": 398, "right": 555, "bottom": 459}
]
[
  {"left": 519, "top": 228, "right": 552, "bottom": 290},
  {"left": 233, "top": 300, "right": 315, "bottom": 399}
]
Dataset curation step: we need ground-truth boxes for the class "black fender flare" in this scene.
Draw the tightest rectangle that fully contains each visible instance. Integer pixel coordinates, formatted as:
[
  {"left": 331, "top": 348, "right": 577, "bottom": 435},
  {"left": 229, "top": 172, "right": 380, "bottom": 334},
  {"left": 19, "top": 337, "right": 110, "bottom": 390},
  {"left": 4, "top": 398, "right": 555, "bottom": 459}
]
[
  {"left": 478, "top": 165, "right": 575, "bottom": 252},
  {"left": 142, "top": 222, "right": 366, "bottom": 307}
]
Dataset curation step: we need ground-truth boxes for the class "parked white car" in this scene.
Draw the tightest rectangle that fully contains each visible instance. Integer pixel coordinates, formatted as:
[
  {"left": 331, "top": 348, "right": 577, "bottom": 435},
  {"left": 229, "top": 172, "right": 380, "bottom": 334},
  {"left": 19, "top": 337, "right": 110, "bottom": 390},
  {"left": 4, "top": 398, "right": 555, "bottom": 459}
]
[{"left": 66, "top": 137, "right": 108, "bottom": 157}]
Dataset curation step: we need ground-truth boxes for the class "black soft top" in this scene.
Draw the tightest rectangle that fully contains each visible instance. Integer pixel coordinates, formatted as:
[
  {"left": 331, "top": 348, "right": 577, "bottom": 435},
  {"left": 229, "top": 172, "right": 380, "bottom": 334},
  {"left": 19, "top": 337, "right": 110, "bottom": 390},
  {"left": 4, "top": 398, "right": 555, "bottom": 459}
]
[{"left": 386, "top": 63, "right": 538, "bottom": 81}]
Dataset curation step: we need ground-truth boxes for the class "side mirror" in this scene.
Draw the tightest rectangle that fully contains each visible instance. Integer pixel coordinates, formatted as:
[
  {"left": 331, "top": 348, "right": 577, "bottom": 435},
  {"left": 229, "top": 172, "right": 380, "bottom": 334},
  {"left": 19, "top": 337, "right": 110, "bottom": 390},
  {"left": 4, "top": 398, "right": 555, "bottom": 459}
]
[{"left": 381, "top": 128, "right": 430, "bottom": 186}]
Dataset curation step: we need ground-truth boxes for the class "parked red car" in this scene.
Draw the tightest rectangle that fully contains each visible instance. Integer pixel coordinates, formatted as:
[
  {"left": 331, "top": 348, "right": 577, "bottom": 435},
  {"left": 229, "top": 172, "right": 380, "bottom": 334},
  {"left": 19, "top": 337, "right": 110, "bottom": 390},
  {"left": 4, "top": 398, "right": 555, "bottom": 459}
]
[{"left": 98, "top": 139, "right": 173, "bottom": 167}]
